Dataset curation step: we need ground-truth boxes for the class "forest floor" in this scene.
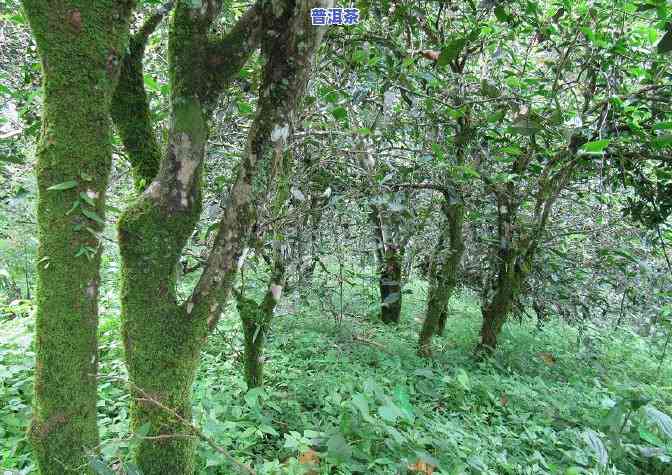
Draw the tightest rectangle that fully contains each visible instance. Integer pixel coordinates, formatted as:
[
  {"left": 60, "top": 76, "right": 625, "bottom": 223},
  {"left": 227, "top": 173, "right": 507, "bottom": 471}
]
[{"left": 2, "top": 280, "right": 672, "bottom": 474}]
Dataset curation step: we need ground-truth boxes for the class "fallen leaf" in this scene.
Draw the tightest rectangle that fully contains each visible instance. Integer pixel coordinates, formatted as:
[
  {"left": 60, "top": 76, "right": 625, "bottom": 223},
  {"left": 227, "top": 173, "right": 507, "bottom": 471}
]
[
  {"left": 421, "top": 50, "right": 440, "bottom": 61},
  {"left": 409, "top": 460, "right": 435, "bottom": 474},
  {"left": 500, "top": 393, "right": 509, "bottom": 407},
  {"left": 299, "top": 449, "right": 319, "bottom": 474},
  {"left": 69, "top": 10, "right": 82, "bottom": 32},
  {"left": 538, "top": 352, "right": 557, "bottom": 365}
]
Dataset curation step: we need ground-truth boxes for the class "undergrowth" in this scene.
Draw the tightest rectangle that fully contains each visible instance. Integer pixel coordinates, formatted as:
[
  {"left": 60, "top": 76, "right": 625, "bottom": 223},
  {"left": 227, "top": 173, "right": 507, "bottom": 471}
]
[{"left": 2, "top": 281, "right": 672, "bottom": 474}]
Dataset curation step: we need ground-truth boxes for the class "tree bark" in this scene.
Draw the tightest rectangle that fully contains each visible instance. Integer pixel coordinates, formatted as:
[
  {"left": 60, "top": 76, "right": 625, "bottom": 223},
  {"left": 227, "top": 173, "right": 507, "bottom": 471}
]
[
  {"left": 21, "top": 2, "right": 134, "bottom": 472},
  {"left": 237, "top": 257, "right": 286, "bottom": 389},
  {"left": 111, "top": 1, "right": 327, "bottom": 472},
  {"left": 369, "top": 205, "right": 405, "bottom": 324},
  {"left": 418, "top": 194, "right": 464, "bottom": 356},
  {"left": 114, "top": 3, "right": 260, "bottom": 473},
  {"left": 379, "top": 245, "right": 404, "bottom": 324}
]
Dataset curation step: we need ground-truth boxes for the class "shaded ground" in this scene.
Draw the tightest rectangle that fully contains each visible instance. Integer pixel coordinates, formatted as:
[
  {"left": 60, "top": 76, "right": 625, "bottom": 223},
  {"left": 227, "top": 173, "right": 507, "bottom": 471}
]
[{"left": 2, "top": 282, "right": 672, "bottom": 474}]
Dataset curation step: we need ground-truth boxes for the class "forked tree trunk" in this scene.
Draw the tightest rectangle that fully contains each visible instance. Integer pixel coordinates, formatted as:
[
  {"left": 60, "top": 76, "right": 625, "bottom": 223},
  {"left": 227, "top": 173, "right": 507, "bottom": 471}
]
[
  {"left": 115, "top": 4, "right": 257, "bottom": 473},
  {"left": 21, "top": 2, "right": 134, "bottom": 472},
  {"left": 418, "top": 196, "right": 464, "bottom": 356},
  {"left": 112, "top": 1, "right": 328, "bottom": 472}
]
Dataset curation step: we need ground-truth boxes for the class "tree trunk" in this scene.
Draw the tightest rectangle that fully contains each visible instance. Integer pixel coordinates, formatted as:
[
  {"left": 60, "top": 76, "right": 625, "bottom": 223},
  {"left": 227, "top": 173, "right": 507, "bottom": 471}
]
[
  {"left": 379, "top": 246, "right": 404, "bottom": 324},
  {"left": 237, "top": 258, "right": 286, "bottom": 388},
  {"left": 116, "top": 3, "right": 216, "bottom": 471},
  {"left": 418, "top": 196, "right": 464, "bottom": 356},
  {"left": 111, "top": 1, "right": 327, "bottom": 471},
  {"left": 476, "top": 259, "right": 525, "bottom": 356},
  {"left": 369, "top": 205, "right": 405, "bottom": 324},
  {"left": 22, "top": 2, "right": 134, "bottom": 472}
]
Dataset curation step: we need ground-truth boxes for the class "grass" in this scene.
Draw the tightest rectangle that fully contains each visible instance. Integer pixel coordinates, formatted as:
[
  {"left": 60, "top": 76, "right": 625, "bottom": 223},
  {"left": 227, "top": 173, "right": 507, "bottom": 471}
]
[{"left": 2, "top": 277, "right": 672, "bottom": 474}]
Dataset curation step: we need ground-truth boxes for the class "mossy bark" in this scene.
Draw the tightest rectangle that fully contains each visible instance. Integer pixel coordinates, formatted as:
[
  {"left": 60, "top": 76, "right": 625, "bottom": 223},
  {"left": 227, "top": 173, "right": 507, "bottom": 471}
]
[
  {"left": 21, "top": 2, "right": 134, "bottom": 473},
  {"left": 379, "top": 246, "right": 404, "bottom": 324},
  {"left": 369, "top": 206, "right": 405, "bottom": 324},
  {"left": 236, "top": 260, "right": 285, "bottom": 389},
  {"left": 477, "top": 262, "right": 525, "bottom": 355},
  {"left": 117, "top": 3, "right": 211, "bottom": 473},
  {"left": 418, "top": 196, "right": 464, "bottom": 357},
  {"left": 112, "top": 1, "right": 327, "bottom": 472}
]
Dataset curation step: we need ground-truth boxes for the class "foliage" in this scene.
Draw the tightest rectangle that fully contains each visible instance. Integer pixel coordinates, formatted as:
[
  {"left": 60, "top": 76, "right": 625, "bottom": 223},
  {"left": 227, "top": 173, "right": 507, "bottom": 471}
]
[{"left": 3, "top": 286, "right": 672, "bottom": 474}]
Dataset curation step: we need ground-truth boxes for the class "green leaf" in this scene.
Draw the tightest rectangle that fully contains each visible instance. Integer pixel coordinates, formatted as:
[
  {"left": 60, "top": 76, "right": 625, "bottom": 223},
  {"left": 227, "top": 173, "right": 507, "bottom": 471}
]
[
  {"left": 580, "top": 139, "right": 610, "bottom": 153},
  {"left": 122, "top": 463, "right": 143, "bottom": 475},
  {"left": 640, "top": 428, "right": 664, "bottom": 446},
  {"left": 653, "top": 121, "right": 672, "bottom": 130},
  {"left": 330, "top": 107, "right": 348, "bottom": 122},
  {"left": 327, "top": 433, "right": 352, "bottom": 462},
  {"left": 244, "top": 387, "right": 265, "bottom": 408},
  {"left": 494, "top": 5, "right": 510, "bottom": 22},
  {"left": 480, "top": 79, "right": 501, "bottom": 98},
  {"left": 143, "top": 74, "right": 160, "bottom": 91},
  {"left": 80, "top": 192, "right": 96, "bottom": 207},
  {"left": 88, "top": 458, "right": 115, "bottom": 475},
  {"left": 378, "top": 402, "right": 405, "bottom": 423},
  {"left": 456, "top": 369, "right": 470, "bottom": 389},
  {"left": 236, "top": 100, "right": 253, "bottom": 115},
  {"left": 47, "top": 180, "right": 78, "bottom": 191},
  {"left": 259, "top": 425, "right": 279, "bottom": 436},
  {"left": 645, "top": 406, "right": 672, "bottom": 438},
  {"left": 487, "top": 110, "right": 506, "bottom": 123},
  {"left": 82, "top": 208, "right": 105, "bottom": 225},
  {"left": 507, "top": 119, "right": 541, "bottom": 136},
  {"left": 652, "top": 134, "right": 672, "bottom": 149},
  {"left": 351, "top": 393, "right": 369, "bottom": 416},
  {"left": 438, "top": 37, "right": 466, "bottom": 66}
]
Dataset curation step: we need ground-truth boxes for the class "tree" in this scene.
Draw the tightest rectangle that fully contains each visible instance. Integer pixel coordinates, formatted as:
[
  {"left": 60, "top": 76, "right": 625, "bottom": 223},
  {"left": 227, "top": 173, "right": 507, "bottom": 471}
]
[
  {"left": 20, "top": 1, "right": 135, "bottom": 472},
  {"left": 111, "top": 0, "right": 329, "bottom": 472}
]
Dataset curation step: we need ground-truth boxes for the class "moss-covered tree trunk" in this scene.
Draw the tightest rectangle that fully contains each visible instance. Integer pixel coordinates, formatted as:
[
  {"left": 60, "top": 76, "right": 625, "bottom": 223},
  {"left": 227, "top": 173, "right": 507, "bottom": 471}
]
[
  {"left": 476, "top": 193, "right": 526, "bottom": 356},
  {"left": 113, "top": 3, "right": 257, "bottom": 472},
  {"left": 21, "top": 2, "right": 134, "bottom": 472},
  {"left": 369, "top": 206, "right": 405, "bottom": 324},
  {"left": 477, "top": 260, "right": 524, "bottom": 355},
  {"left": 418, "top": 194, "right": 464, "bottom": 356},
  {"left": 111, "top": 1, "right": 328, "bottom": 472},
  {"left": 237, "top": 258, "right": 286, "bottom": 388},
  {"left": 379, "top": 245, "right": 404, "bottom": 324}
]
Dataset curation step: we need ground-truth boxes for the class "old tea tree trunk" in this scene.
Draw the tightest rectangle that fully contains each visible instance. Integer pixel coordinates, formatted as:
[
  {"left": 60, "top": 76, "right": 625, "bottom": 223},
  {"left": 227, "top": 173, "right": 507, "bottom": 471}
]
[
  {"left": 21, "top": 1, "right": 134, "bottom": 473},
  {"left": 476, "top": 150, "right": 577, "bottom": 355},
  {"left": 418, "top": 189, "right": 465, "bottom": 357},
  {"left": 111, "top": 0, "right": 329, "bottom": 472}
]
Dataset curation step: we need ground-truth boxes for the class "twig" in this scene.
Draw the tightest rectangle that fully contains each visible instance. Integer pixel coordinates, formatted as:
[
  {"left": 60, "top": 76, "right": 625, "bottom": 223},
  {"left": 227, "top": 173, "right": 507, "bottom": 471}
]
[
  {"left": 352, "top": 334, "right": 394, "bottom": 354},
  {"left": 103, "top": 375, "right": 256, "bottom": 475}
]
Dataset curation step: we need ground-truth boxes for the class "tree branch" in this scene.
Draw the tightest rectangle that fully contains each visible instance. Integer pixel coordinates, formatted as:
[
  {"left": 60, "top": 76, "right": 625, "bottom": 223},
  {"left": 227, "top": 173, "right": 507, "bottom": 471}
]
[
  {"left": 202, "top": 4, "right": 263, "bottom": 105},
  {"left": 186, "top": 0, "right": 331, "bottom": 326},
  {"left": 103, "top": 376, "right": 256, "bottom": 475},
  {"left": 111, "top": 2, "right": 174, "bottom": 190}
]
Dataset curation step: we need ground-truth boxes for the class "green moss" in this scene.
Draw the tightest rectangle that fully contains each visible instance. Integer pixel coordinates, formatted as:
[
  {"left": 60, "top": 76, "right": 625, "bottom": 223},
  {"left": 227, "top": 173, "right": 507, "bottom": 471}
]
[
  {"left": 237, "top": 294, "right": 271, "bottom": 388},
  {"left": 21, "top": 1, "right": 135, "bottom": 473},
  {"left": 111, "top": 38, "right": 161, "bottom": 191},
  {"left": 418, "top": 201, "right": 465, "bottom": 356},
  {"left": 118, "top": 192, "right": 204, "bottom": 474}
]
